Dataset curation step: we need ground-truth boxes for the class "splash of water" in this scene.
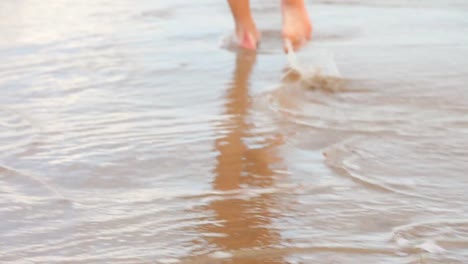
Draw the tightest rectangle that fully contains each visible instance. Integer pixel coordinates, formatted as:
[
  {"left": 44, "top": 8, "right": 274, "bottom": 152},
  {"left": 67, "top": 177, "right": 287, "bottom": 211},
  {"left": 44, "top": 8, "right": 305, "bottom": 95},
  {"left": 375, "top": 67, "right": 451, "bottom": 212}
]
[{"left": 283, "top": 39, "right": 345, "bottom": 93}]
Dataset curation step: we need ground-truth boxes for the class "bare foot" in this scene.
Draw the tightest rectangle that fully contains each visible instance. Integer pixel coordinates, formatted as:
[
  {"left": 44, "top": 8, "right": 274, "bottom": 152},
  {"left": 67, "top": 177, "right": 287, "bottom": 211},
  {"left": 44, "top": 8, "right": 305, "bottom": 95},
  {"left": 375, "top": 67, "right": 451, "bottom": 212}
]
[
  {"left": 281, "top": 0, "right": 312, "bottom": 52},
  {"left": 235, "top": 19, "right": 260, "bottom": 50},
  {"left": 227, "top": 0, "right": 260, "bottom": 50}
]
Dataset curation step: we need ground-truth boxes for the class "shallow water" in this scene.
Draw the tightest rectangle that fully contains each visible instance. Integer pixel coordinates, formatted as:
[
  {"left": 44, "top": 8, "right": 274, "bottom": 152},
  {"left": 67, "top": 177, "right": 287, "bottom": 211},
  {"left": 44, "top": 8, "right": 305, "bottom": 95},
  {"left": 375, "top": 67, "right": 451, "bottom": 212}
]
[{"left": 1, "top": 0, "right": 468, "bottom": 263}]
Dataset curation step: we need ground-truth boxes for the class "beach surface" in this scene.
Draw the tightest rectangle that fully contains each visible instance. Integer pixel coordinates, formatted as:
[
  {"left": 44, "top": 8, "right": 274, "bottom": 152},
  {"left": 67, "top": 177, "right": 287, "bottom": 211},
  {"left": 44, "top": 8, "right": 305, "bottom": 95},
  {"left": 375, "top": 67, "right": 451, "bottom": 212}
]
[{"left": 1, "top": 0, "right": 468, "bottom": 263}]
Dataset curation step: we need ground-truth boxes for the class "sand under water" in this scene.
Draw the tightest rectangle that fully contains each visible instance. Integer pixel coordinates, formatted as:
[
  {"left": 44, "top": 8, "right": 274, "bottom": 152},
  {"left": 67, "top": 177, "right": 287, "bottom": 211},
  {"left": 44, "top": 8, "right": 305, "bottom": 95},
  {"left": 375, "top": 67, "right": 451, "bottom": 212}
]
[{"left": 1, "top": 0, "right": 468, "bottom": 263}]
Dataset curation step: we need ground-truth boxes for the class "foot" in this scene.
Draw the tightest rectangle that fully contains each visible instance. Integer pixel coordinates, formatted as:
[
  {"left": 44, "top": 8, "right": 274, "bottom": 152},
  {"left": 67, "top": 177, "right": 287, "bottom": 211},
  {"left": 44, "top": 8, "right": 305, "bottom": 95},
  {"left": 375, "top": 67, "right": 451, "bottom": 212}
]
[
  {"left": 281, "top": 0, "right": 312, "bottom": 52},
  {"left": 235, "top": 19, "right": 260, "bottom": 50}
]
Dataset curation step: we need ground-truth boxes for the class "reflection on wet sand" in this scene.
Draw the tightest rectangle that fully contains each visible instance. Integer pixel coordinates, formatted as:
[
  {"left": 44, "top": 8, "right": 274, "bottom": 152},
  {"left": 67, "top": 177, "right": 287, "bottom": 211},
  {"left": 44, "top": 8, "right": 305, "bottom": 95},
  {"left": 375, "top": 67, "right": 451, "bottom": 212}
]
[{"left": 197, "top": 51, "right": 284, "bottom": 263}]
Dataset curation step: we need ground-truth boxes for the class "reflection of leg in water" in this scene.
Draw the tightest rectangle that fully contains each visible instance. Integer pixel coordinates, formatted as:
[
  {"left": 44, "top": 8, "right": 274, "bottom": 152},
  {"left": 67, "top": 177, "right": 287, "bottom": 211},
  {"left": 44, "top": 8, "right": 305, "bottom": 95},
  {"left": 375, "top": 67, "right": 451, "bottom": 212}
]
[
  {"left": 213, "top": 51, "right": 255, "bottom": 191},
  {"left": 199, "top": 50, "right": 285, "bottom": 263}
]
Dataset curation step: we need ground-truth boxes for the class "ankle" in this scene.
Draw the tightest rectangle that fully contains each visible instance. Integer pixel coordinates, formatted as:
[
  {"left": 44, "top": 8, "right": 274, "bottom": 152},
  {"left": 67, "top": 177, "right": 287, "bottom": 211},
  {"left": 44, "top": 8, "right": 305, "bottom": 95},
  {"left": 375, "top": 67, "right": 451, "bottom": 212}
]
[
  {"left": 235, "top": 16, "right": 255, "bottom": 29},
  {"left": 235, "top": 19, "right": 257, "bottom": 36}
]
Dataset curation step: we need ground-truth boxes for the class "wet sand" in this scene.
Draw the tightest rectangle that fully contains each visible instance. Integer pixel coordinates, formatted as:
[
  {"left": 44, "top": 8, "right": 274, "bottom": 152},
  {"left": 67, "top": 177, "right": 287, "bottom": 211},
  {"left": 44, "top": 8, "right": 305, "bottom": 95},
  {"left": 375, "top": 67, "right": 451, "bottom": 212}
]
[{"left": 1, "top": 0, "right": 468, "bottom": 263}]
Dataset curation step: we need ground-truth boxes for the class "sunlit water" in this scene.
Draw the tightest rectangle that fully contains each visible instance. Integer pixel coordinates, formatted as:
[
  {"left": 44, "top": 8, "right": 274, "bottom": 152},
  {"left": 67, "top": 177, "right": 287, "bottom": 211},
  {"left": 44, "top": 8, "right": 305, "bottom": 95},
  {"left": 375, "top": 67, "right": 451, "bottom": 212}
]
[{"left": 1, "top": 0, "right": 468, "bottom": 263}]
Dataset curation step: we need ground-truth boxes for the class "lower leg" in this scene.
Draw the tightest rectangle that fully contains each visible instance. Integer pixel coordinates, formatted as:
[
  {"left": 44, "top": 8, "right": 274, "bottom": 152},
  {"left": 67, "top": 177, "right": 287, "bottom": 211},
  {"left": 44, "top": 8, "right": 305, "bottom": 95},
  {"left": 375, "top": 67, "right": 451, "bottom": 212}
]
[
  {"left": 281, "top": 0, "right": 312, "bottom": 51},
  {"left": 227, "top": 0, "right": 260, "bottom": 50}
]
